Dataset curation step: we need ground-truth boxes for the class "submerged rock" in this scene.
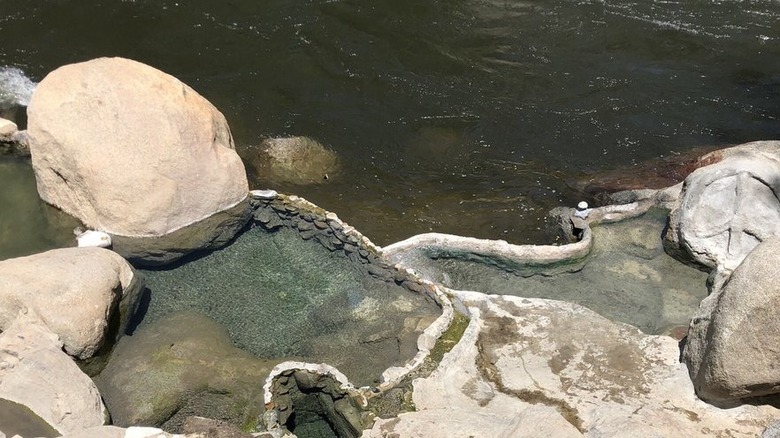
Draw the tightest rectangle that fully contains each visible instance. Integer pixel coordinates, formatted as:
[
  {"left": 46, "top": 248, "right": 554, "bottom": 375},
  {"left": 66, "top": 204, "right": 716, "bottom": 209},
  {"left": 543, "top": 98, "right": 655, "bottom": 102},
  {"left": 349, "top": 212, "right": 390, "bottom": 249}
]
[
  {"left": 685, "top": 237, "right": 780, "bottom": 402},
  {"left": 27, "top": 57, "right": 249, "bottom": 265},
  {"left": 386, "top": 209, "right": 707, "bottom": 335},
  {"left": 0, "top": 159, "right": 82, "bottom": 260},
  {"left": 247, "top": 136, "right": 341, "bottom": 185},
  {"left": 0, "top": 247, "right": 142, "bottom": 359},
  {"left": 0, "top": 398, "right": 59, "bottom": 438},
  {"left": 94, "top": 311, "right": 276, "bottom": 432}
]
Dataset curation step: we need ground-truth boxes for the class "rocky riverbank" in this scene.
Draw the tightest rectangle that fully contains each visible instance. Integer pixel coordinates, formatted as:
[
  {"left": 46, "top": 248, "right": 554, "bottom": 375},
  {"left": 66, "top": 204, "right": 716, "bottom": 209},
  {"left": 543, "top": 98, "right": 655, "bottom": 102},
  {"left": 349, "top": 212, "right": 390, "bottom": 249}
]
[{"left": 2, "top": 58, "right": 780, "bottom": 438}]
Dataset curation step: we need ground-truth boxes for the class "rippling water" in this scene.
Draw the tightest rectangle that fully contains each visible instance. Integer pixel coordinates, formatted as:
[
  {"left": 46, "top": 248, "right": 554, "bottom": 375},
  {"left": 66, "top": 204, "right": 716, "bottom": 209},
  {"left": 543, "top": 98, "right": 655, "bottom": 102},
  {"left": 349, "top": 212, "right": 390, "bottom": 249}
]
[{"left": 0, "top": 0, "right": 779, "bottom": 251}]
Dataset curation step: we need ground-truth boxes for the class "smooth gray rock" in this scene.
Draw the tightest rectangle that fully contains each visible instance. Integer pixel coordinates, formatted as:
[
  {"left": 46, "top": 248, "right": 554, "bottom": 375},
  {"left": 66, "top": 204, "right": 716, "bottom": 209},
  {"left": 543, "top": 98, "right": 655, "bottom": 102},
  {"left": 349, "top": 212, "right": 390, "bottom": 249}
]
[
  {"left": 664, "top": 141, "right": 780, "bottom": 272},
  {"left": 685, "top": 237, "right": 780, "bottom": 401}
]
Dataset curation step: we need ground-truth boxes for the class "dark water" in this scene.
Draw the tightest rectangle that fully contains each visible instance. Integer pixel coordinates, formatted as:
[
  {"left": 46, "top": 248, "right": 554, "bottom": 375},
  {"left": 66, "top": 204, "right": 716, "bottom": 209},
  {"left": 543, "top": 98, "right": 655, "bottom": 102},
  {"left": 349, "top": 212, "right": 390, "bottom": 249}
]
[{"left": 1, "top": 0, "right": 779, "bottom": 250}]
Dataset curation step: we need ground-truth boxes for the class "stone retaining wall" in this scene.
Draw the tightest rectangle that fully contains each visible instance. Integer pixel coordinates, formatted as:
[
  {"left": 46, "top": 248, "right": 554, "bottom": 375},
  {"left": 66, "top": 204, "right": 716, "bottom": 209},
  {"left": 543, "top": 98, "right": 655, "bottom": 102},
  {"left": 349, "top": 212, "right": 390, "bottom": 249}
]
[{"left": 248, "top": 190, "right": 455, "bottom": 436}]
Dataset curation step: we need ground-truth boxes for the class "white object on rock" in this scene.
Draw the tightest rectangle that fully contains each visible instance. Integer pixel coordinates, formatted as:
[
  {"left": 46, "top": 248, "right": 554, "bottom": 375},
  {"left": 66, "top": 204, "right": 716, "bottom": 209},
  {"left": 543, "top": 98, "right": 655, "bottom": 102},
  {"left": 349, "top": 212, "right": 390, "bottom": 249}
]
[
  {"left": 249, "top": 189, "right": 278, "bottom": 200},
  {"left": 574, "top": 201, "right": 590, "bottom": 218},
  {"left": 76, "top": 230, "right": 112, "bottom": 248}
]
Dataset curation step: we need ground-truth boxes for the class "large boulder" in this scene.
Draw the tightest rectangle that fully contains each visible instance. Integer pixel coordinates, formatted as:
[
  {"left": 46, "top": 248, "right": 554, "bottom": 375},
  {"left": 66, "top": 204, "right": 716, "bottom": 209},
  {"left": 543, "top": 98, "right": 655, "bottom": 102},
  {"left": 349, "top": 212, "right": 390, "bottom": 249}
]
[
  {"left": 365, "top": 292, "right": 779, "bottom": 437},
  {"left": 684, "top": 237, "right": 780, "bottom": 401},
  {"left": 95, "top": 311, "right": 277, "bottom": 432},
  {"left": 0, "top": 310, "right": 107, "bottom": 435},
  {"left": 664, "top": 141, "right": 780, "bottom": 274},
  {"left": 27, "top": 57, "right": 250, "bottom": 265},
  {"left": 0, "top": 247, "right": 142, "bottom": 359}
]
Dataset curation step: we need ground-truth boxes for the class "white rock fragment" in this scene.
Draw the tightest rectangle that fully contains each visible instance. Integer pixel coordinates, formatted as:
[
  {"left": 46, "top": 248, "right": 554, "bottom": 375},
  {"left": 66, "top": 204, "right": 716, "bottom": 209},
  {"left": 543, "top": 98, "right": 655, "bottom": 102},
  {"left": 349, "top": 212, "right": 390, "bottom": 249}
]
[
  {"left": 249, "top": 189, "right": 278, "bottom": 200},
  {"left": 76, "top": 230, "right": 112, "bottom": 248}
]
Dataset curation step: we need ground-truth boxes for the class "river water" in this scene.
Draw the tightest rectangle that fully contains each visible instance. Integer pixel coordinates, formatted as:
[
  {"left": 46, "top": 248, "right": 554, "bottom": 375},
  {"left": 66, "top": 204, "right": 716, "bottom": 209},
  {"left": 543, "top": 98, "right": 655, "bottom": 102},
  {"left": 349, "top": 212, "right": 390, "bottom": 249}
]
[{"left": 1, "top": 0, "right": 779, "bottom": 253}]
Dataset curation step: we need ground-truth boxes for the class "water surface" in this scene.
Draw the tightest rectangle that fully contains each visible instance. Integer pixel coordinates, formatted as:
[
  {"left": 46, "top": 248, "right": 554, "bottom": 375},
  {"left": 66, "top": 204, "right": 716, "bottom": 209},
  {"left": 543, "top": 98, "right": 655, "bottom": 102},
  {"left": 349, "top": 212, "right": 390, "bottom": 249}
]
[
  {"left": 1, "top": 0, "right": 779, "bottom": 253},
  {"left": 139, "top": 226, "right": 441, "bottom": 386},
  {"left": 406, "top": 209, "right": 709, "bottom": 334}
]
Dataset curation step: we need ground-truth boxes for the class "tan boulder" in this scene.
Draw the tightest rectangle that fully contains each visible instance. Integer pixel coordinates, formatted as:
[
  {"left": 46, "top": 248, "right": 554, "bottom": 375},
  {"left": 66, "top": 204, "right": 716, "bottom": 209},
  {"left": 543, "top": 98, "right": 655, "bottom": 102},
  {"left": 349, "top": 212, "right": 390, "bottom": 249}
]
[
  {"left": 685, "top": 237, "right": 780, "bottom": 401},
  {"left": 0, "top": 310, "right": 107, "bottom": 435},
  {"left": 0, "top": 247, "right": 142, "bottom": 359},
  {"left": 27, "top": 57, "right": 249, "bottom": 264}
]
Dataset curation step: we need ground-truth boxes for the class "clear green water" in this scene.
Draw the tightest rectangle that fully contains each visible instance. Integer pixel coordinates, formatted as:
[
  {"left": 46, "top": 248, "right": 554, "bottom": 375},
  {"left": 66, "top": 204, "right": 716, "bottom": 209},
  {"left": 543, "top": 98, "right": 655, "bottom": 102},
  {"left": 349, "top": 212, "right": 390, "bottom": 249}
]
[
  {"left": 1, "top": 0, "right": 779, "bottom": 254},
  {"left": 0, "top": 398, "right": 59, "bottom": 438},
  {"left": 0, "top": 157, "right": 79, "bottom": 260},
  {"left": 138, "top": 226, "right": 440, "bottom": 386}
]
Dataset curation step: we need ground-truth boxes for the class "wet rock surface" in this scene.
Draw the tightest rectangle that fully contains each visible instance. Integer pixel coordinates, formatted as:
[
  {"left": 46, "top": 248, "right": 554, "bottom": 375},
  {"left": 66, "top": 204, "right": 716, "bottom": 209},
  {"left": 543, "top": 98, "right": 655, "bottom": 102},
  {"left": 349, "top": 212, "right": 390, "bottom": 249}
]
[
  {"left": 571, "top": 144, "right": 724, "bottom": 200},
  {"left": 0, "top": 398, "right": 59, "bottom": 438},
  {"left": 94, "top": 311, "right": 275, "bottom": 432},
  {"left": 270, "top": 370, "right": 366, "bottom": 438},
  {"left": 0, "top": 158, "right": 81, "bottom": 261},
  {"left": 0, "top": 117, "right": 29, "bottom": 157}
]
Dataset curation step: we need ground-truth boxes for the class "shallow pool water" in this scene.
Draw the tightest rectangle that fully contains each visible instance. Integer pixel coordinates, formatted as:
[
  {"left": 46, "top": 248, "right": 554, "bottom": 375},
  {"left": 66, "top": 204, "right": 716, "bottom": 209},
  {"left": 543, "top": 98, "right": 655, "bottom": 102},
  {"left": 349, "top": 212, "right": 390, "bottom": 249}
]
[
  {"left": 0, "top": 157, "right": 80, "bottom": 261},
  {"left": 138, "top": 225, "right": 441, "bottom": 386},
  {"left": 411, "top": 209, "right": 708, "bottom": 334}
]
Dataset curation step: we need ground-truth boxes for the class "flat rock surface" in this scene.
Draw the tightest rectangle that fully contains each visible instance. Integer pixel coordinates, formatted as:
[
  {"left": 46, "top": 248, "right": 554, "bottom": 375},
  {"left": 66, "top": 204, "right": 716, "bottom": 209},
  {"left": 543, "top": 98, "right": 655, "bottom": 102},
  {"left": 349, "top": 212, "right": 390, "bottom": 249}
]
[{"left": 365, "top": 293, "right": 779, "bottom": 437}]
